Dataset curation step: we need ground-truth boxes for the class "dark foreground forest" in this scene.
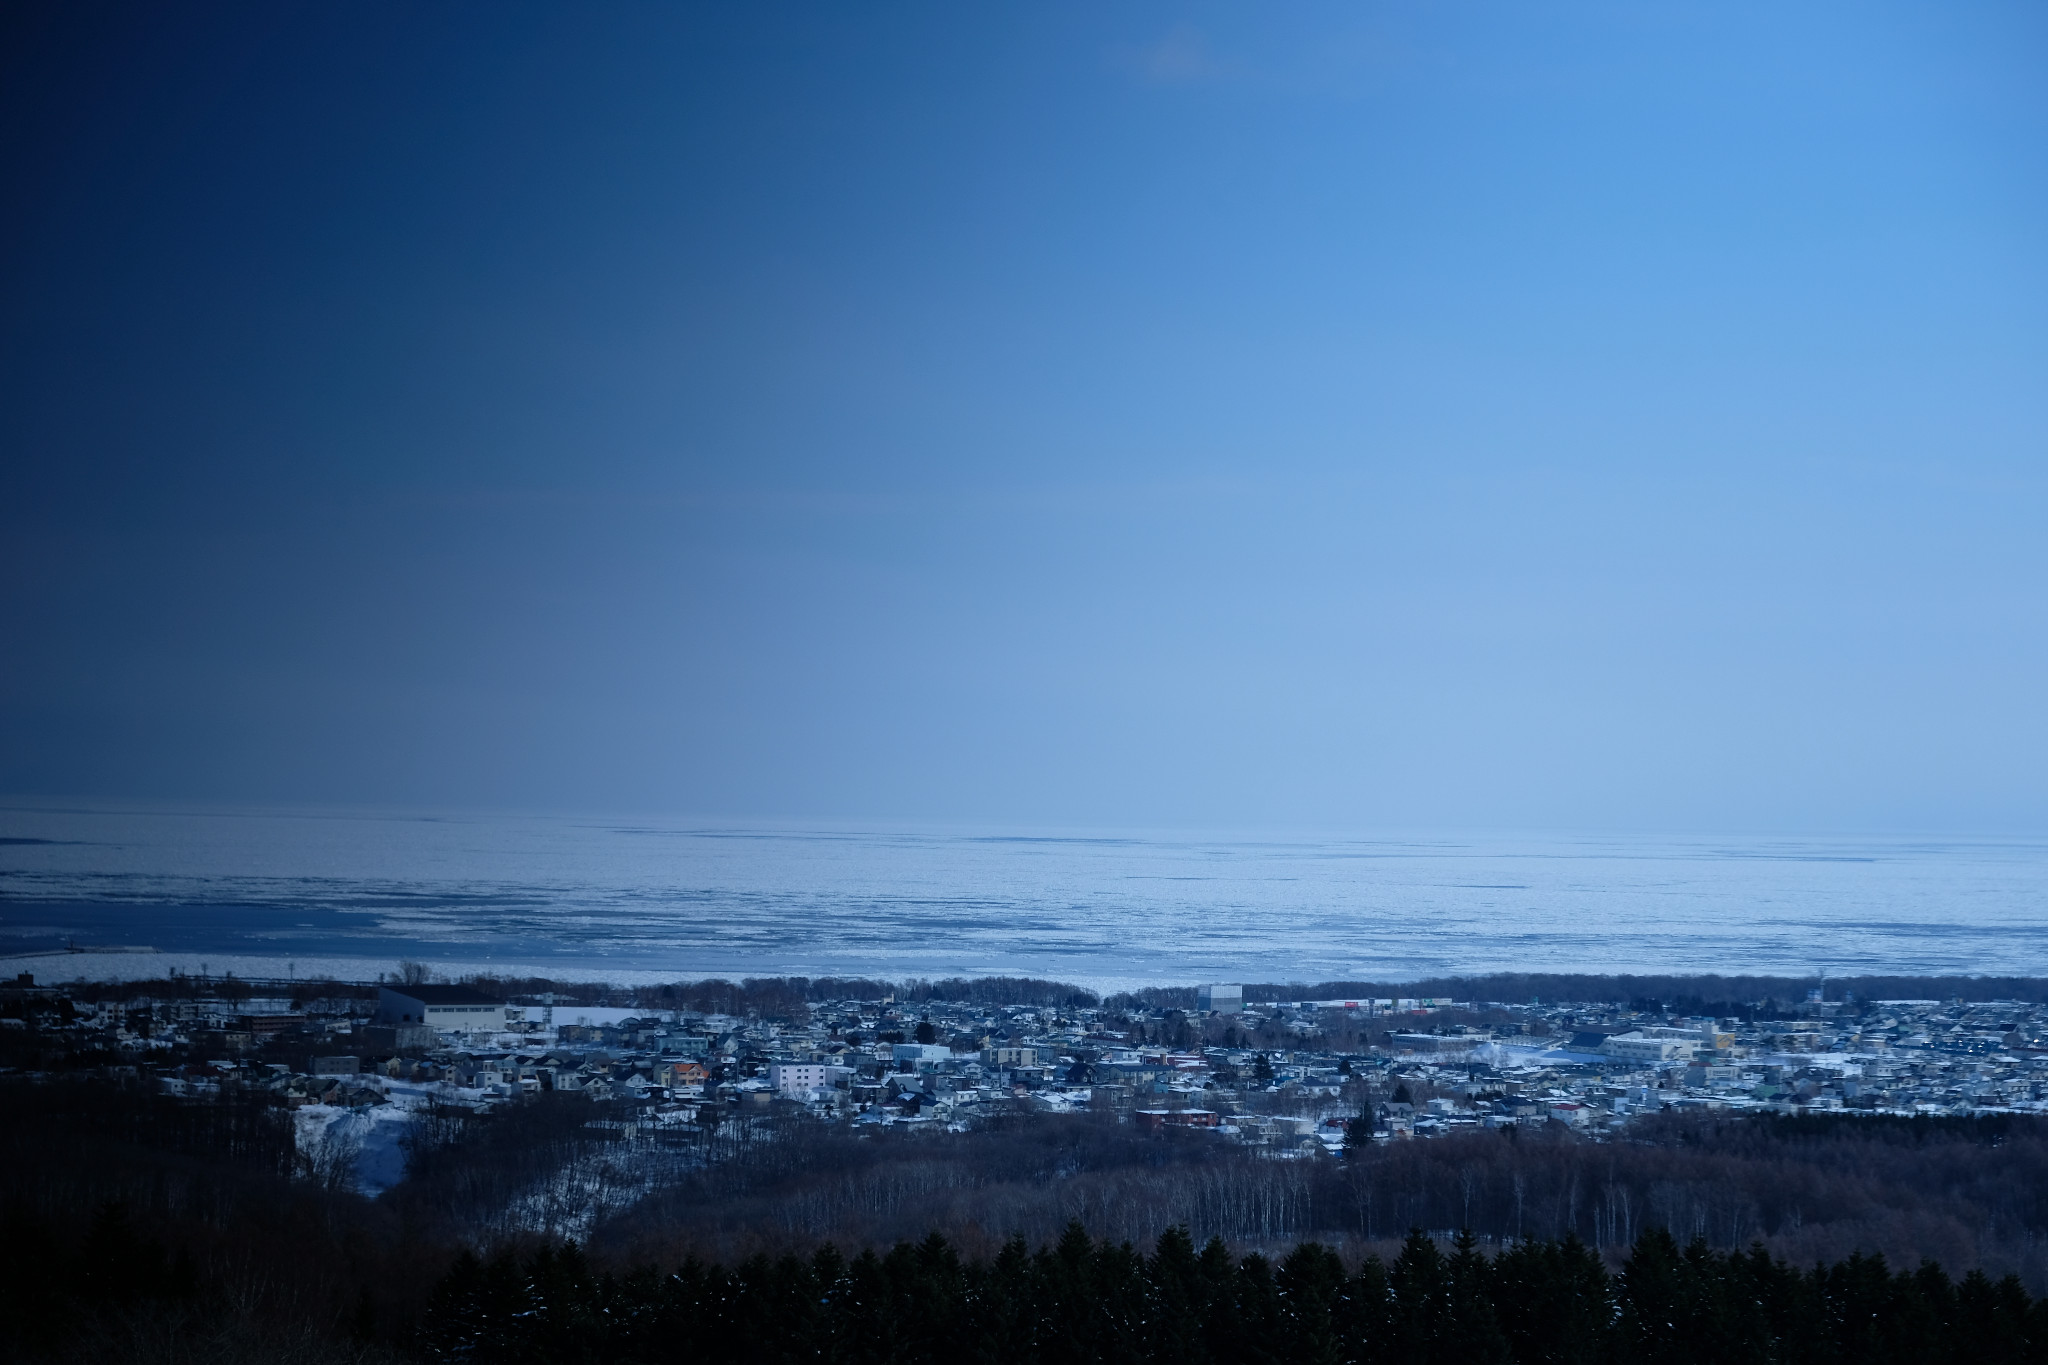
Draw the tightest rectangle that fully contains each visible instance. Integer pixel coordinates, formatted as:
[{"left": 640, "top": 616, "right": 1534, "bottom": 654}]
[
  {"left": 426, "top": 1222, "right": 2044, "bottom": 1365},
  {"left": 7, "top": 1078, "right": 2048, "bottom": 1362}
]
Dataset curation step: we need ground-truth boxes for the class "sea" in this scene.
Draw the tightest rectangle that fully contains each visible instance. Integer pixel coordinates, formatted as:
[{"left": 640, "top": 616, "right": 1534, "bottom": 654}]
[{"left": 1, "top": 803, "right": 2045, "bottom": 991}]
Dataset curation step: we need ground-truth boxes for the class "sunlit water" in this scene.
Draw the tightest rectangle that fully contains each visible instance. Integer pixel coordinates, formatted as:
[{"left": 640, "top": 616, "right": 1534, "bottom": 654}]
[{"left": 1, "top": 804, "right": 2043, "bottom": 989}]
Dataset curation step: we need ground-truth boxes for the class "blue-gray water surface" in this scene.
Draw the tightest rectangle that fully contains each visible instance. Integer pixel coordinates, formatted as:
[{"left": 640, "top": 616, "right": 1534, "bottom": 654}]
[{"left": 1, "top": 805, "right": 2044, "bottom": 988}]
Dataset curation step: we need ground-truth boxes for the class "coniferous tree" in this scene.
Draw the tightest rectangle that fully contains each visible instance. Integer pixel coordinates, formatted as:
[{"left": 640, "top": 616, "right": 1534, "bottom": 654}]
[
  {"left": 971, "top": 1237, "right": 1039, "bottom": 1365},
  {"left": 1036, "top": 1221, "right": 1102, "bottom": 1365},
  {"left": 1818, "top": 1248, "right": 1889, "bottom": 1361},
  {"left": 1389, "top": 1229, "right": 1449, "bottom": 1360},
  {"left": 1953, "top": 1267, "right": 2035, "bottom": 1365},
  {"left": 1276, "top": 1241, "right": 1348, "bottom": 1365},
  {"left": 1195, "top": 1236, "right": 1246, "bottom": 1365},
  {"left": 1340, "top": 1255, "right": 1394, "bottom": 1365},
  {"left": 837, "top": 1247, "right": 898, "bottom": 1365},
  {"left": 1147, "top": 1226, "right": 1209, "bottom": 1365},
  {"left": 1444, "top": 1230, "right": 1510, "bottom": 1365},
  {"left": 1092, "top": 1237, "right": 1150, "bottom": 1365},
  {"left": 411, "top": 1225, "right": 2048, "bottom": 1365},
  {"left": 1492, "top": 1232, "right": 1612, "bottom": 1365},
  {"left": 1234, "top": 1253, "right": 1284, "bottom": 1365},
  {"left": 1872, "top": 1254, "right": 1952, "bottom": 1365},
  {"left": 1616, "top": 1228, "right": 1686, "bottom": 1365}
]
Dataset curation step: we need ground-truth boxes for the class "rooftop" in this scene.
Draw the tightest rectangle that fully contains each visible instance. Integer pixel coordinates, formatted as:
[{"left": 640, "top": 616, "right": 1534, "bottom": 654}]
[{"left": 381, "top": 984, "right": 501, "bottom": 1006}]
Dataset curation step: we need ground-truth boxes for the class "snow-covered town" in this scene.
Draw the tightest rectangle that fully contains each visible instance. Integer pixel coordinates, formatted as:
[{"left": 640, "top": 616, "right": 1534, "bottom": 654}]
[{"left": 8, "top": 970, "right": 2048, "bottom": 1195}]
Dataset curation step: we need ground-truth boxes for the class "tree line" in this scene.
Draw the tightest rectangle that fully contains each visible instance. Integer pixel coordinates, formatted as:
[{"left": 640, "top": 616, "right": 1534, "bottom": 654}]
[
  {"left": 53, "top": 968, "right": 2048, "bottom": 1027},
  {"left": 1227, "top": 974, "right": 2048, "bottom": 1009},
  {"left": 593, "top": 1109, "right": 2048, "bottom": 1291},
  {"left": 422, "top": 1220, "right": 2045, "bottom": 1365},
  {"left": 10, "top": 1075, "right": 2048, "bottom": 1362}
]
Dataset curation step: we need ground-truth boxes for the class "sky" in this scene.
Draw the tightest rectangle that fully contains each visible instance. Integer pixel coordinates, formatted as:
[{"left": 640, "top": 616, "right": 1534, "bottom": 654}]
[{"left": 2, "top": 2, "right": 2045, "bottom": 833}]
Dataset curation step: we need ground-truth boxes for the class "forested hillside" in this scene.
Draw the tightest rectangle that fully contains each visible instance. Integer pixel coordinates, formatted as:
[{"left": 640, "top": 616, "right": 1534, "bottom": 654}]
[
  {"left": 7, "top": 1078, "right": 2048, "bottom": 1362},
  {"left": 424, "top": 1222, "right": 2045, "bottom": 1365}
]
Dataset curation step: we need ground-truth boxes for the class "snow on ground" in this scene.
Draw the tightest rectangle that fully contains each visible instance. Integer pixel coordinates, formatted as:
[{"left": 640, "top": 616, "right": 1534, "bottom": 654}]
[
  {"left": 285, "top": 1071, "right": 707, "bottom": 1232},
  {"left": 292, "top": 1079, "right": 447, "bottom": 1197},
  {"left": 0, "top": 950, "right": 702, "bottom": 987},
  {"left": 547, "top": 1005, "right": 661, "bottom": 1027}
]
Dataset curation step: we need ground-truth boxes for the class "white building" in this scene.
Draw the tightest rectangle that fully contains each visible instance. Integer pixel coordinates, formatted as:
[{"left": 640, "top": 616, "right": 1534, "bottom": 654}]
[
  {"left": 1601, "top": 1031, "right": 1699, "bottom": 1063},
  {"left": 768, "top": 1062, "right": 832, "bottom": 1096},
  {"left": 375, "top": 984, "right": 507, "bottom": 1032},
  {"left": 1198, "top": 984, "right": 1243, "bottom": 1015}
]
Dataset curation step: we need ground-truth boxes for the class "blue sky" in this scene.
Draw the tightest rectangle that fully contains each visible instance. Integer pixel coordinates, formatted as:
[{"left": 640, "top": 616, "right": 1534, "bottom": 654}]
[{"left": 2, "top": 2, "right": 2044, "bottom": 830}]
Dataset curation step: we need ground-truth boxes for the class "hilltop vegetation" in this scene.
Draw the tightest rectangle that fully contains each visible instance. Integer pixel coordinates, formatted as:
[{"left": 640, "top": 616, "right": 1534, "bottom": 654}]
[
  {"left": 9, "top": 1075, "right": 2048, "bottom": 1361},
  {"left": 426, "top": 1222, "right": 2045, "bottom": 1365}
]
